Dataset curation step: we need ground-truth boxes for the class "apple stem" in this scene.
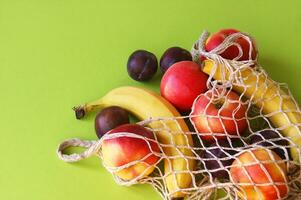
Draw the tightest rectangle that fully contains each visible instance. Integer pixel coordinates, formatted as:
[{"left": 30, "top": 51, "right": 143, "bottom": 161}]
[{"left": 214, "top": 103, "right": 223, "bottom": 109}]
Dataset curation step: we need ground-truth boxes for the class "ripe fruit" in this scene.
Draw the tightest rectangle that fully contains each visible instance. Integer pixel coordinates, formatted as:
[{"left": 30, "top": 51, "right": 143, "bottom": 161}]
[
  {"left": 205, "top": 29, "right": 257, "bottom": 61},
  {"left": 74, "top": 86, "right": 195, "bottom": 198},
  {"left": 230, "top": 148, "right": 288, "bottom": 200},
  {"left": 202, "top": 139, "right": 243, "bottom": 180},
  {"left": 160, "top": 61, "right": 208, "bottom": 112},
  {"left": 127, "top": 50, "right": 158, "bottom": 81},
  {"left": 160, "top": 47, "right": 192, "bottom": 73},
  {"left": 190, "top": 89, "right": 247, "bottom": 141},
  {"left": 102, "top": 124, "right": 160, "bottom": 180},
  {"left": 95, "top": 106, "right": 130, "bottom": 139},
  {"left": 249, "top": 130, "right": 290, "bottom": 160},
  {"left": 202, "top": 59, "right": 301, "bottom": 161}
]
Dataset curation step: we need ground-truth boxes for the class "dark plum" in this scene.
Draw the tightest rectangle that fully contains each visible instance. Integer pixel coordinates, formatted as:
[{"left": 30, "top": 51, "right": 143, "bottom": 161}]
[
  {"left": 160, "top": 47, "right": 192, "bottom": 73},
  {"left": 127, "top": 50, "right": 158, "bottom": 81},
  {"left": 203, "top": 139, "right": 243, "bottom": 180},
  {"left": 95, "top": 106, "right": 130, "bottom": 139},
  {"left": 249, "top": 130, "right": 290, "bottom": 159}
]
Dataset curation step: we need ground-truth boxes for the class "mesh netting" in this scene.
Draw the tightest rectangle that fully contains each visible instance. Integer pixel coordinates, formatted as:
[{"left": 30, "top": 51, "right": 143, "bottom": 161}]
[{"left": 57, "top": 31, "right": 301, "bottom": 200}]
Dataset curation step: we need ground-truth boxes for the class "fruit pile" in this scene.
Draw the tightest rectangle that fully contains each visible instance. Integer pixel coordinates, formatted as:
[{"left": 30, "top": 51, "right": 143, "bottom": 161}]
[{"left": 58, "top": 29, "right": 301, "bottom": 200}]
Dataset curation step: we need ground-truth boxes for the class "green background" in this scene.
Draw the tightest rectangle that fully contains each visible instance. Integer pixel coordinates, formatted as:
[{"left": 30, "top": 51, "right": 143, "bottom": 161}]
[{"left": 0, "top": 0, "right": 300, "bottom": 199}]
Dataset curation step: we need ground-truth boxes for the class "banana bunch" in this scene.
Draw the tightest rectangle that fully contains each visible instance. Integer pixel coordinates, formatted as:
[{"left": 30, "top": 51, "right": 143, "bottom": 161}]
[
  {"left": 74, "top": 86, "right": 196, "bottom": 198},
  {"left": 202, "top": 59, "right": 301, "bottom": 161}
]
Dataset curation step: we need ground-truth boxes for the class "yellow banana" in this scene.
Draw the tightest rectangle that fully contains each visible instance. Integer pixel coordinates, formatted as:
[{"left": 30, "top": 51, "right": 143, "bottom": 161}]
[
  {"left": 74, "top": 86, "right": 196, "bottom": 198},
  {"left": 202, "top": 59, "right": 301, "bottom": 161}
]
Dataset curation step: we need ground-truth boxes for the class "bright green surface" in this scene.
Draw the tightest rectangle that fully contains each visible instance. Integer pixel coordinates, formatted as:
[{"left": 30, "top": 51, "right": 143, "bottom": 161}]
[{"left": 0, "top": 0, "right": 301, "bottom": 199}]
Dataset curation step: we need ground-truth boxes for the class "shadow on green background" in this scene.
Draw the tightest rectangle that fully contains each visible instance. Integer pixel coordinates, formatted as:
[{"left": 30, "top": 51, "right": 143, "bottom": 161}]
[{"left": 0, "top": 0, "right": 300, "bottom": 199}]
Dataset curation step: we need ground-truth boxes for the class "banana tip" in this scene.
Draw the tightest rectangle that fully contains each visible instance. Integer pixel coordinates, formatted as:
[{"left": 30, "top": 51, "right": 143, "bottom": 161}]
[{"left": 73, "top": 106, "right": 85, "bottom": 119}]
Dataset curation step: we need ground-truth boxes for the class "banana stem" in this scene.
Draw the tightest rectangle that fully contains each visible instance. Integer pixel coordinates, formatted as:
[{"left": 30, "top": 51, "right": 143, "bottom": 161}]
[{"left": 73, "top": 99, "right": 105, "bottom": 119}]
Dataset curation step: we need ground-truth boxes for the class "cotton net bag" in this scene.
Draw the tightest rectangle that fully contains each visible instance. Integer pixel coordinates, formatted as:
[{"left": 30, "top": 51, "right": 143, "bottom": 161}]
[{"left": 57, "top": 30, "right": 301, "bottom": 200}]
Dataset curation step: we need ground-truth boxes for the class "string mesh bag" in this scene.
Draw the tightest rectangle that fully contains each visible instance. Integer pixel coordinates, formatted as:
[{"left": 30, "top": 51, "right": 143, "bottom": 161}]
[{"left": 57, "top": 30, "right": 301, "bottom": 200}]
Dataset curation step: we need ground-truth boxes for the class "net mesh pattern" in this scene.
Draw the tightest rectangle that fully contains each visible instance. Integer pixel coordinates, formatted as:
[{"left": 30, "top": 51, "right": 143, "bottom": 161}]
[{"left": 57, "top": 31, "right": 301, "bottom": 200}]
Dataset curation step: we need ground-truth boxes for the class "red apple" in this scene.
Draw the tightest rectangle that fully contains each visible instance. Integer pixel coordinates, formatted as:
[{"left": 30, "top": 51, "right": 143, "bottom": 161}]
[
  {"left": 190, "top": 89, "right": 247, "bottom": 141},
  {"left": 160, "top": 61, "right": 208, "bottom": 112},
  {"left": 102, "top": 124, "right": 160, "bottom": 180},
  {"left": 230, "top": 148, "right": 288, "bottom": 200},
  {"left": 204, "top": 28, "right": 257, "bottom": 61}
]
